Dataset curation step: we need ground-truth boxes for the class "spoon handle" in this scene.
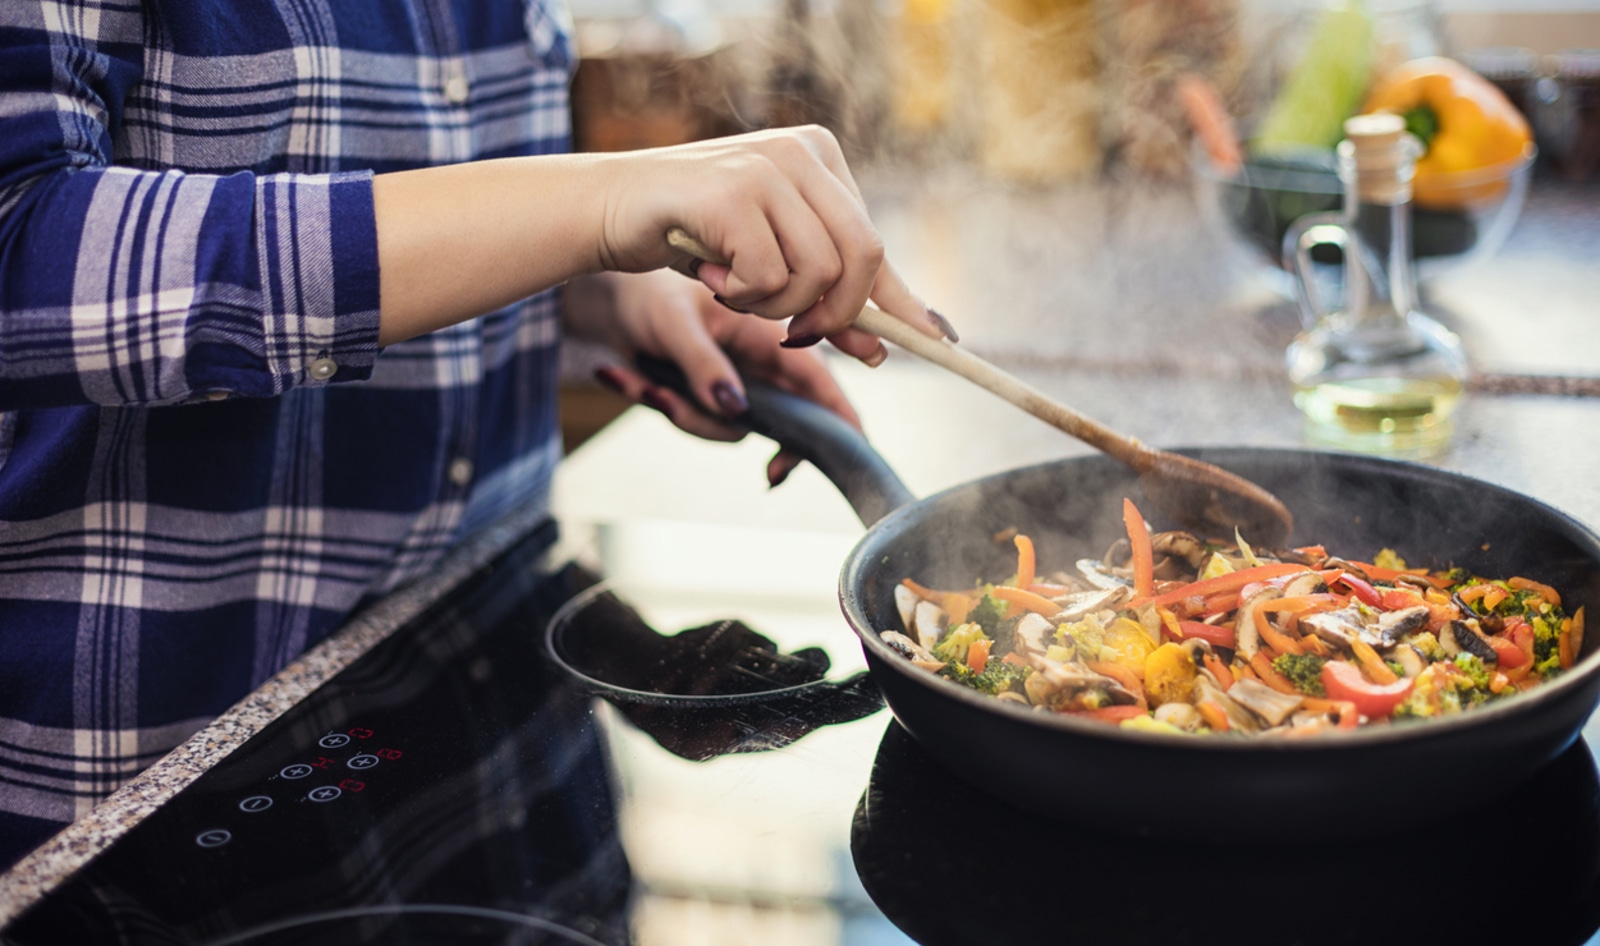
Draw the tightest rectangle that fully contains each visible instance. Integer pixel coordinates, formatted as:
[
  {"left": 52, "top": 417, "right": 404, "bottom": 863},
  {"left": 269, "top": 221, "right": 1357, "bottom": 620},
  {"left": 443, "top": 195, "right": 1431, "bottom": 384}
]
[{"left": 664, "top": 226, "right": 1150, "bottom": 470}]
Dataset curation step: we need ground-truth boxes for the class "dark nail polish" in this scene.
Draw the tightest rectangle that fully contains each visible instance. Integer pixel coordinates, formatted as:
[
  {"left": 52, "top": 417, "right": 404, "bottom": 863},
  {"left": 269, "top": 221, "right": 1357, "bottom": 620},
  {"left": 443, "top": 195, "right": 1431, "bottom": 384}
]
[
  {"left": 928, "top": 308, "right": 960, "bottom": 343},
  {"left": 779, "top": 334, "right": 822, "bottom": 349},
  {"left": 593, "top": 365, "right": 626, "bottom": 394},
  {"left": 711, "top": 380, "right": 749, "bottom": 418},
  {"left": 712, "top": 294, "right": 750, "bottom": 314},
  {"left": 768, "top": 460, "right": 795, "bottom": 489},
  {"left": 640, "top": 387, "right": 673, "bottom": 415}
]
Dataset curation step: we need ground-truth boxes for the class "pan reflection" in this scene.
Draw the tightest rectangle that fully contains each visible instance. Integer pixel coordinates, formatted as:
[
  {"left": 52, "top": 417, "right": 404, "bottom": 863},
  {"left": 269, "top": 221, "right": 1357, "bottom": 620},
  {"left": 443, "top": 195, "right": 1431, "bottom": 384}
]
[{"left": 853, "top": 722, "right": 1600, "bottom": 946}]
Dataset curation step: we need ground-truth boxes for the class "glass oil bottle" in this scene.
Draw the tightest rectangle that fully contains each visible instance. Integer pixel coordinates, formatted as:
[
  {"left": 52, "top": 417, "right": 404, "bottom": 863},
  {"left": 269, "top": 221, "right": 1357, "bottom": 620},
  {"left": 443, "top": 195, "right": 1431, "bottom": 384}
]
[{"left": 1282, "top": 112, "right": 1468, "bottom": 457}]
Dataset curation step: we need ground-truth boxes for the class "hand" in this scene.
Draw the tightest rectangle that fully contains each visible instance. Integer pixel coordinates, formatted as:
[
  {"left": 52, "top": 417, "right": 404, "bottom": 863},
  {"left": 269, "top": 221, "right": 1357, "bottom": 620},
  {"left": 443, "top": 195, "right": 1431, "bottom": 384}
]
[
  {"left": 590, "top": 125, "right": 946, "bottom": 361},
  {"left": 565, "top": 269, "right": 856, "bottom": 486}
]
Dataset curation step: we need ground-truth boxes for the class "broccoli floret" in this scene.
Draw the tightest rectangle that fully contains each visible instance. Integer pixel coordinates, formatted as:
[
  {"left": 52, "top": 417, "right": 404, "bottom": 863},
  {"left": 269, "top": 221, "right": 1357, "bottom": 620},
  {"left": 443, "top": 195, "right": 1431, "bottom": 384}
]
[
  {"left": 1531, "top": 615, "right": 1562, "bottom": 665},
  {"left": 933, "top": 622, "right": 989, "bottom": 663},
  {"left": 1385, "top": 660, "right": 1405, "bottom": 678},
  {"left": 1272, "top": 653, "right": 1327, "bottom": 696},
  {"left": 1056, "top": 614, "right": 1107, "bottom": 661},
  {"left": 1439, "top": 566, "right": 1473, "bottom": 587},
  {"left": 1407, "top": 631, "right": 1445, "bottom": 662},
  {"left": 1533, "top": 652, "right": 1564, "bottom": 679},
  {"left": 965, "top": 591, "right": 1010, "bottom": 636},
  {"left": 939, "top": 658, "right": 1031, "bottom": 695},
  {"left": 1454, "top": 653, "right": 1491, "bottom": 688}
]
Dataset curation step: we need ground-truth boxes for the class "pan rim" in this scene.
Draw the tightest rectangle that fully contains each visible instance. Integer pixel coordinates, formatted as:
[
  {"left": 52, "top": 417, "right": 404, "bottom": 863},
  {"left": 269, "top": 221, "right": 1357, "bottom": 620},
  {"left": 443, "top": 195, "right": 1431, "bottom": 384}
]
[{"left": 839, "top": 446, "right": 1600, "bottom": 752}]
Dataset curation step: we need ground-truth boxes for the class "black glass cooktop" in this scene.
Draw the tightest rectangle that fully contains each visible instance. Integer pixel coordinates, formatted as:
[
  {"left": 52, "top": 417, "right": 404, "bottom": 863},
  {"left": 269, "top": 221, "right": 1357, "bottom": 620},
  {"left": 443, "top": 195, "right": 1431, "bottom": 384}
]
[{"left": 6, "top": 515, "right": 1600, "bottom": 946}]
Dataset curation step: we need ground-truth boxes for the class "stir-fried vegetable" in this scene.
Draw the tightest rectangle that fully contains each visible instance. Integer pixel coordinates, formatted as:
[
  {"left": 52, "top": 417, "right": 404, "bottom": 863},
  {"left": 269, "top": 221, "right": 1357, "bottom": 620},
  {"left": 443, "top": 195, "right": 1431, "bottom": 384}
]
[{"left": 882, "top": 498, "right": 1586, "bottom": 738}]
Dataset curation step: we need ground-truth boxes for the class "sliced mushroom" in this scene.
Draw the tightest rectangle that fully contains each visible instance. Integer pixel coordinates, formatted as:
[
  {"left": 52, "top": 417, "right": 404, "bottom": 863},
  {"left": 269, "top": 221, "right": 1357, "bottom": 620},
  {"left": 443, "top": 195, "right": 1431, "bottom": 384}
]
[
  {"left": 894, "top": 584, "right": 920, "bottom": 633},
  {"left": 881, "top": 631, "right": 945, "bottom": 673},
  {"left": 1075, "top": 558, "right": 1132, "bottom": 590},
  {"left": 1389, "top": 642, "right": 1428, "bottom": 678},
  {"left": 1025, "top": 655, "right": 1139, "bottom": 708},
  {"left": 1302, "top": 607, "right": 1365, "bottom": 649},
  {"left": 1012, "top": 612, "right": 1054, "bottom": 656},
  {"left": 1441, "top": 619, "right": 1498, "bottom": 665},
  {"left": 1281, "top": 571, "right": 1330, "bottom": 598},
  {"left": 1227, "top": 678, "right": 1306, "bottom": 727},
  {"left": 1234, "top": 587, "right": 1283, "bottom": 660},
  {"left": 1153, "top": 702, "right": 1204, "bottom": 732},
  {"left": 913, "top": 600, "right": 947, "bottom": 652},
  {"left": 1194, "top": 677, "right": 1260, "bottom": 733},
  {"left": 1374, "top": 606, "right": 1430, "bottom": 645},
  {"left": 1150, "top": 531, "right": 1210, "bottom": 570},
  {"left": 1052, "top": 585, "right": 1130, "bottom": 621}
]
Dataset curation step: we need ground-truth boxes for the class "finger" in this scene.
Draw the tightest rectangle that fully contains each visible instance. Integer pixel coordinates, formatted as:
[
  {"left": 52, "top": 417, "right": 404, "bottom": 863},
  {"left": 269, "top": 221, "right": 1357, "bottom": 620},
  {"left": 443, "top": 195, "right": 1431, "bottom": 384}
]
[
  {"left": 767, "top": 449, "right": 802, "bottom": 489},
  {"left": 869, "top": 259, "right": 950, "bottom": 340},
  {"left": 718, "top": 187, "right": 843, "bottom": 321},
  {"left": 593, "top": 364, "right": 747, "bottom": 443},
  {"left": 818, "top": 325, "right": 888, "bottom": 366}
]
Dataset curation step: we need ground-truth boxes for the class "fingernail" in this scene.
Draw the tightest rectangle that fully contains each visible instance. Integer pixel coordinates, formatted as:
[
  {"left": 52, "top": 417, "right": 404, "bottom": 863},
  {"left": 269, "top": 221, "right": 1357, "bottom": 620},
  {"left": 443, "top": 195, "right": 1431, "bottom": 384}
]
[
  {"left": 768, "top": 459, "right": 796, "bottom": 489},
  {"left": 593, "top": 365, "right": 626, "bottom": 394},
  {"left": 779, "top": 333, "right": 822, "bottom": 349},
  {"left": 928, "top": 308, "right": 960, "bottom": 343},
  {"left": 711, "top": 380, "right": 748, "bottom": 418},
  {"left": 712, "top": 294, "right": 750, "bottom": 314},
  {"left": 640, "top": 387, "right": 673, "bottom": 415},
  {"left": 863, "top": 344, "right": 888, "bottom": 368}
]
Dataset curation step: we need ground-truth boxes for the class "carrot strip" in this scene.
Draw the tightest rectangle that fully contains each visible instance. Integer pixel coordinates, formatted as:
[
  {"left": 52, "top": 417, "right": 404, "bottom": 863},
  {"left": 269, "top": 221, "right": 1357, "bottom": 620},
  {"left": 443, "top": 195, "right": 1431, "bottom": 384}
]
[
  {"left": 1573, "top": 606, "right": 1586, "bottom": 662},
  {"left": 1253, "top": 607, "right": 1304, "bottom": 656},
  {"left": 1013, "top": 534, "right": 1036, "bottom": 591},
  {"left": 1509, "top": 576, "right": 1562, "bottom": 608},
  {"left": 901, "top": 578, "right": 946, "bottom": 602},
  {"left": 1559, "top": 617, "right": 1574, "bottom": 671},
  {"left": 1350, "top": 638, "right": 1399, "bottom": 685},
  {"left": 1027, "top": 582, "right": 1072, "bottom": 596},
  {"left": 1135, "top": 563, "right": 1308, "bottom": 608},
  {"left": 1088, "top": 660, "right": 1148, "bottom": 709},
  {"left": 1235, "top": 663, "right": 1261, "bottom": 684},
  {"left": 967, "top": 639, "right": 992, "bottom": 674},
  {"left": 1203, "top": 652, "right": 1234, "bottom": 690},
  {"left": 1249, "top": 652, "right": 1299, "bottom": 695},
  {"left": 1122, "top": 498, "right": 1154, "bottom": 599},
  {"left": 1196, "top": 701, "right": 1230, "bottom": 732},
  {"left": 990, "top": 585, "right": 1061, "bottom": 616},
  {"left": 1300, "top": 635, "right": 1333, "bottom": 658}
]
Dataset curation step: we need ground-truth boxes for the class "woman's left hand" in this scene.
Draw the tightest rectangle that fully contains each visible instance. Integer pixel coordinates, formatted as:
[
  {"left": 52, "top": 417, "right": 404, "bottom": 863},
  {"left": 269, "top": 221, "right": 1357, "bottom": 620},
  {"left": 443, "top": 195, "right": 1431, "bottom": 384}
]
[{"left": 564, "top": 269, "right": 862, "bottom": 487}]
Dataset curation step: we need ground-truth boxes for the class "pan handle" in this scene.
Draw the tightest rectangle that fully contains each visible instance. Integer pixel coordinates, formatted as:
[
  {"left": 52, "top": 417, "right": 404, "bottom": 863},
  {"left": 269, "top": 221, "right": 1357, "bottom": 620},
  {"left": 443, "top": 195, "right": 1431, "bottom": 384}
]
[{"left": 634, "top": 355, "right": 915, "bottom": 527}]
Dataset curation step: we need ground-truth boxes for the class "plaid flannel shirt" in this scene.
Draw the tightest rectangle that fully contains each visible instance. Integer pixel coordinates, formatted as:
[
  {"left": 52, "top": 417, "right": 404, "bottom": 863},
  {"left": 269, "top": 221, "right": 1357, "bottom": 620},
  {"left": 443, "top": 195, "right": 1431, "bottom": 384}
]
[{"left": 0, "top": 0, "right": 576, "bottom": 867}]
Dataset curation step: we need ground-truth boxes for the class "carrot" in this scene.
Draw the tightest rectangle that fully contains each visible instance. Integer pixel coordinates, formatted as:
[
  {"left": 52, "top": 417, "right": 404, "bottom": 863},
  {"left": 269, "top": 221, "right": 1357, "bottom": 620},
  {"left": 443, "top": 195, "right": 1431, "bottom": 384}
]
[
  {"left": 1088, "top": 660, "right": 1148, "bottom": 709},
  {"left": 1235, "top": 663, "right": 1261, "bottom": 684},
  {"left": 944, "top": 592, "right": 974, "bottom": 626},
  {"left": 1559, "top": 617, "right": 1574, "bottom": 671},
  {"left": 990, "top": 585, "right": 1061, "bottom": 616},
  {"left": 1509, "top": 576, "right": 1562, "bottom": 608},
  {"left": 1196, "top": 701, "right": 1231, "bottom": 732},
  {"left": 1122, "top": 498, "right": 1154, "bottom": 599},
  {"left": 1300, "top": 634, "right": 1334, "bottom": 658},
  {"left": 1013, "top": 534, "right": 1036, "bottom": 591},
  {"left": 1027, "top": 582, "right": 1072, "bottom": 596},
  {"left": 1350, "top": 638, "right": 1399, "bottom": 685},
  {"left": 967, "top": 639, "right": 992, "bottom": 674},
  {"left": 1249, "top": 651, "right": 1299, "bottom": 695},
  {"left": 1302, "top": 697, "right": 1361, "bottom": 729},
  {"left": 1253, "top": 605, "right": 1304, "bottom": 656},
  {"left": 1001, "top": 652, "right": 1030, "bottom": 667},
  {"left": 1068, "top": 704, "right": 1148, "bottom": 724},
  {"left": 1203, "top": 652, "right": 1234, "bottom": 690},
  {"left": 1134, "top": 563, "right": 1308, "bottom": 609},
  {"left": 1573, "top": 606, "right": 1586, "bottom": 662}
]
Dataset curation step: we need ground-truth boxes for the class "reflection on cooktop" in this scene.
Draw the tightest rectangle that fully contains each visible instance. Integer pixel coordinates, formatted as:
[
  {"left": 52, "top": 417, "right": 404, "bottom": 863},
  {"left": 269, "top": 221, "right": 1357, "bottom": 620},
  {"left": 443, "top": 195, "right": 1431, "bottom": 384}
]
[
  {"left": 853, "top": 722, "right": 1600, "bottom": 946},
  {"left": 545, "top": 582, "right": 883, "bottom": 761}
]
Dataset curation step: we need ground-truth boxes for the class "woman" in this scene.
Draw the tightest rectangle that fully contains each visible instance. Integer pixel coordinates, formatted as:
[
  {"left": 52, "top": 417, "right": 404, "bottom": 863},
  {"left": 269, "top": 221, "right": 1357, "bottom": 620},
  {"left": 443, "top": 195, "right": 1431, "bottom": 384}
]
[{"left": 0, "top": 0, "right": 936, "bottom": 868}]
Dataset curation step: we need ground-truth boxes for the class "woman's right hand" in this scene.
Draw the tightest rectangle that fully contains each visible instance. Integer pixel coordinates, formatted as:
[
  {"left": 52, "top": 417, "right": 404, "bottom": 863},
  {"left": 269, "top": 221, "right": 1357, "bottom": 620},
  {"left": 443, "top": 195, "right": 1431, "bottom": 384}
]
[{"left": 588, "top": 125, "right": 946, "bottom": 363}]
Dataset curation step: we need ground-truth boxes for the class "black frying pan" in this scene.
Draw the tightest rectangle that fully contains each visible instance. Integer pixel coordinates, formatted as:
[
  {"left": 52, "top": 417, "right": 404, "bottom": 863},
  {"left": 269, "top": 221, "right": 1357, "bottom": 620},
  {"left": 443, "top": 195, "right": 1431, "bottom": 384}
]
[{"left": 716, "top": 374, "right": 1600, "bottom": 841}]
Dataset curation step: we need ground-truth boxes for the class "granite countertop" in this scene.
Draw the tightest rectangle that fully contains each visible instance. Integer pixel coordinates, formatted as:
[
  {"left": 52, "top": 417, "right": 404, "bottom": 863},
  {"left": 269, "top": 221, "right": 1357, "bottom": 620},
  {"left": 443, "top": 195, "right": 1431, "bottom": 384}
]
[{"left": 2, "top": 167, "right": 1596, "bottom": 927}]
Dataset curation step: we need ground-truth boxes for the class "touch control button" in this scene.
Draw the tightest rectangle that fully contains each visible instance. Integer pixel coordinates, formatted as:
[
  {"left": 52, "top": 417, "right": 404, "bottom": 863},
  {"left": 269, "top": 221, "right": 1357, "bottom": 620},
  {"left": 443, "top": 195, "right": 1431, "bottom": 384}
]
[
  {"left": 308, "top": 786, "right": 342, "bottom": 803},
  {"left": 239, "top": 795, "right": 273, "bottom": 813},
  {"left": 318, "top": 733, "right": 352, "bottom": 749},
  {"left": 196, "top": 829, "right": 232, "bottom": 848},
  {"left": 347, "top": 753, "right": 380, "bottom": 771},
  {"left": 280, "top": 763, "right": 314, "bottom": 780}
]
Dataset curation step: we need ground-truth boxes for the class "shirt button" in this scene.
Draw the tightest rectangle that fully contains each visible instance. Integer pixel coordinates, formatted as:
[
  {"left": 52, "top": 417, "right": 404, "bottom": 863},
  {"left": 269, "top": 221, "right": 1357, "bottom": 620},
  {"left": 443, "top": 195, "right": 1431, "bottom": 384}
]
[
  {"left": 447, "top": 457, "right": 475, "bottom": 487},
  {"left": 309, "top": 357, "right": 338, "bottom": 381},
  {"left": 205, "top": 390, "right": 230, "bottom": 401},
  {"left": 443, "top": 75, "right": 470, "bottom": 104}
]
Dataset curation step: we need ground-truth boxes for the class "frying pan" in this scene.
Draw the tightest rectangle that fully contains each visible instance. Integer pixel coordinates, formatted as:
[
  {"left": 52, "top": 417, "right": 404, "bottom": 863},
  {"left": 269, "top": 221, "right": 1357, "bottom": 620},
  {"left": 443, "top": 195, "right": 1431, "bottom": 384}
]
[{"left": 720, "top": 375, "right": 1600, "bottom": 840}]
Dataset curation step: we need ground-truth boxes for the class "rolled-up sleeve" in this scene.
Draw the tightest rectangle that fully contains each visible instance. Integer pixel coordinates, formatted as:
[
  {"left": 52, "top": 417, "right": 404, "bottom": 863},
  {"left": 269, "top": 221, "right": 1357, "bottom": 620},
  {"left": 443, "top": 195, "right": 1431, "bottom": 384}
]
[{"left": 0, "top": 3, "right": 382, "bottom": 409}]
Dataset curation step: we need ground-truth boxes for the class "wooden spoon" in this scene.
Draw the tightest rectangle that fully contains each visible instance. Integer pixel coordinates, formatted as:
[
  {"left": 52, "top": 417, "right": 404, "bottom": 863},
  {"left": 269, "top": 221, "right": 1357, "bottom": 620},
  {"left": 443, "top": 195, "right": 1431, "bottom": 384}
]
[{"left": 665, "top": 227, "right": 1295, "bottom": 545}]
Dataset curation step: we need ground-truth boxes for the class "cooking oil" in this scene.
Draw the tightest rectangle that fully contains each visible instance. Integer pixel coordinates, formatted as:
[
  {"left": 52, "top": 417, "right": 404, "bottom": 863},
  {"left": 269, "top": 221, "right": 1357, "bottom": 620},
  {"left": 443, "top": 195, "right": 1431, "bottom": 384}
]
[{"left": 1293, "top": 374, "right": 1463, "bottom": 457}]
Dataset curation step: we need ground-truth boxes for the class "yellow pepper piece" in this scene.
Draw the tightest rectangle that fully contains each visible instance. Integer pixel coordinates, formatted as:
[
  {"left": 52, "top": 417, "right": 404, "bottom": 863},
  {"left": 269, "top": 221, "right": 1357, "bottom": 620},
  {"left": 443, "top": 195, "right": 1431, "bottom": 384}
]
[{"left": 1362, "top": 56, "right": 1532, "bottom": 209}]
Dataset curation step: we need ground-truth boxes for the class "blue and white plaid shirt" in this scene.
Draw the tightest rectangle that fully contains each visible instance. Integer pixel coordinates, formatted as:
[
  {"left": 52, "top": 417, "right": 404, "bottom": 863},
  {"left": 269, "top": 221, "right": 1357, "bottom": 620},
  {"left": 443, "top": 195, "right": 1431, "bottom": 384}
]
[{"left": 0, "top": 0, "right": 576, "bottom": 866}]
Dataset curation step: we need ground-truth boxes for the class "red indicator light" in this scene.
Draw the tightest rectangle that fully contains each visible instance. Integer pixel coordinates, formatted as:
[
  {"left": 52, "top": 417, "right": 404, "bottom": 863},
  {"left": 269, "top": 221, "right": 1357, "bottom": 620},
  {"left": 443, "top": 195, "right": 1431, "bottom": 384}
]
[
  {"left": 347, "top": 727, "right": 374, "bottom": 740},
  {"left": 338, "top": 779, "right": 367, "bottom": 792},
  {"left": 376, "top": 748, "right": 403, "bottom": 761},
  {"left": 309, "top": 756, "right": 335, "bottom": 770}
]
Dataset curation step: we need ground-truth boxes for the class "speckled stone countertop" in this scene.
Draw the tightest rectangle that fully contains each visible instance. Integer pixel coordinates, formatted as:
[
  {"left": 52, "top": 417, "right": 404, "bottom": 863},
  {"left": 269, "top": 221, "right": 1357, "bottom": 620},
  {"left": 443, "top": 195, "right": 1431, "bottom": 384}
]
[{"left": 0, "top": 501, "right": 554, "bottom": 927}]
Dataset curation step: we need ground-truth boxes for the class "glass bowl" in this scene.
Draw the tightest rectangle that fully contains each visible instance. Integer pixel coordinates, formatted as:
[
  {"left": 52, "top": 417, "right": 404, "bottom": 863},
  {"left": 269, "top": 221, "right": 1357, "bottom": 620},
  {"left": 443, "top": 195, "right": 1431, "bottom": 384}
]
[{"left": 1193, "top": 140, "right": 1535, "bottom": 295}]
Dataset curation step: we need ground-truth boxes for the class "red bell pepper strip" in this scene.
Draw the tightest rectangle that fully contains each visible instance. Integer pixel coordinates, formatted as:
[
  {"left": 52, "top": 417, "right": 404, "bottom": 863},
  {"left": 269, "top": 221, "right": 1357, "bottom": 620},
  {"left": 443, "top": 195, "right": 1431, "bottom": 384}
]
[
  {"left": 1175, "top": 620, "right": 1237, "bottom": 650},
  {"left": 1320, "top": 660, "right": 1414, "bottom": 717},
  {"left": 1122, "top": 498, "right": 1154, "bottom": 599},
  {"left": 1068, "top": 704, "right": 1148, "bottom": 725},
  {"left": 1333, "top": 572, "right": 1382, "bottom": 607},
  {"left": 1134, "top": 563, "right": 1307, "bottom": 609}
]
